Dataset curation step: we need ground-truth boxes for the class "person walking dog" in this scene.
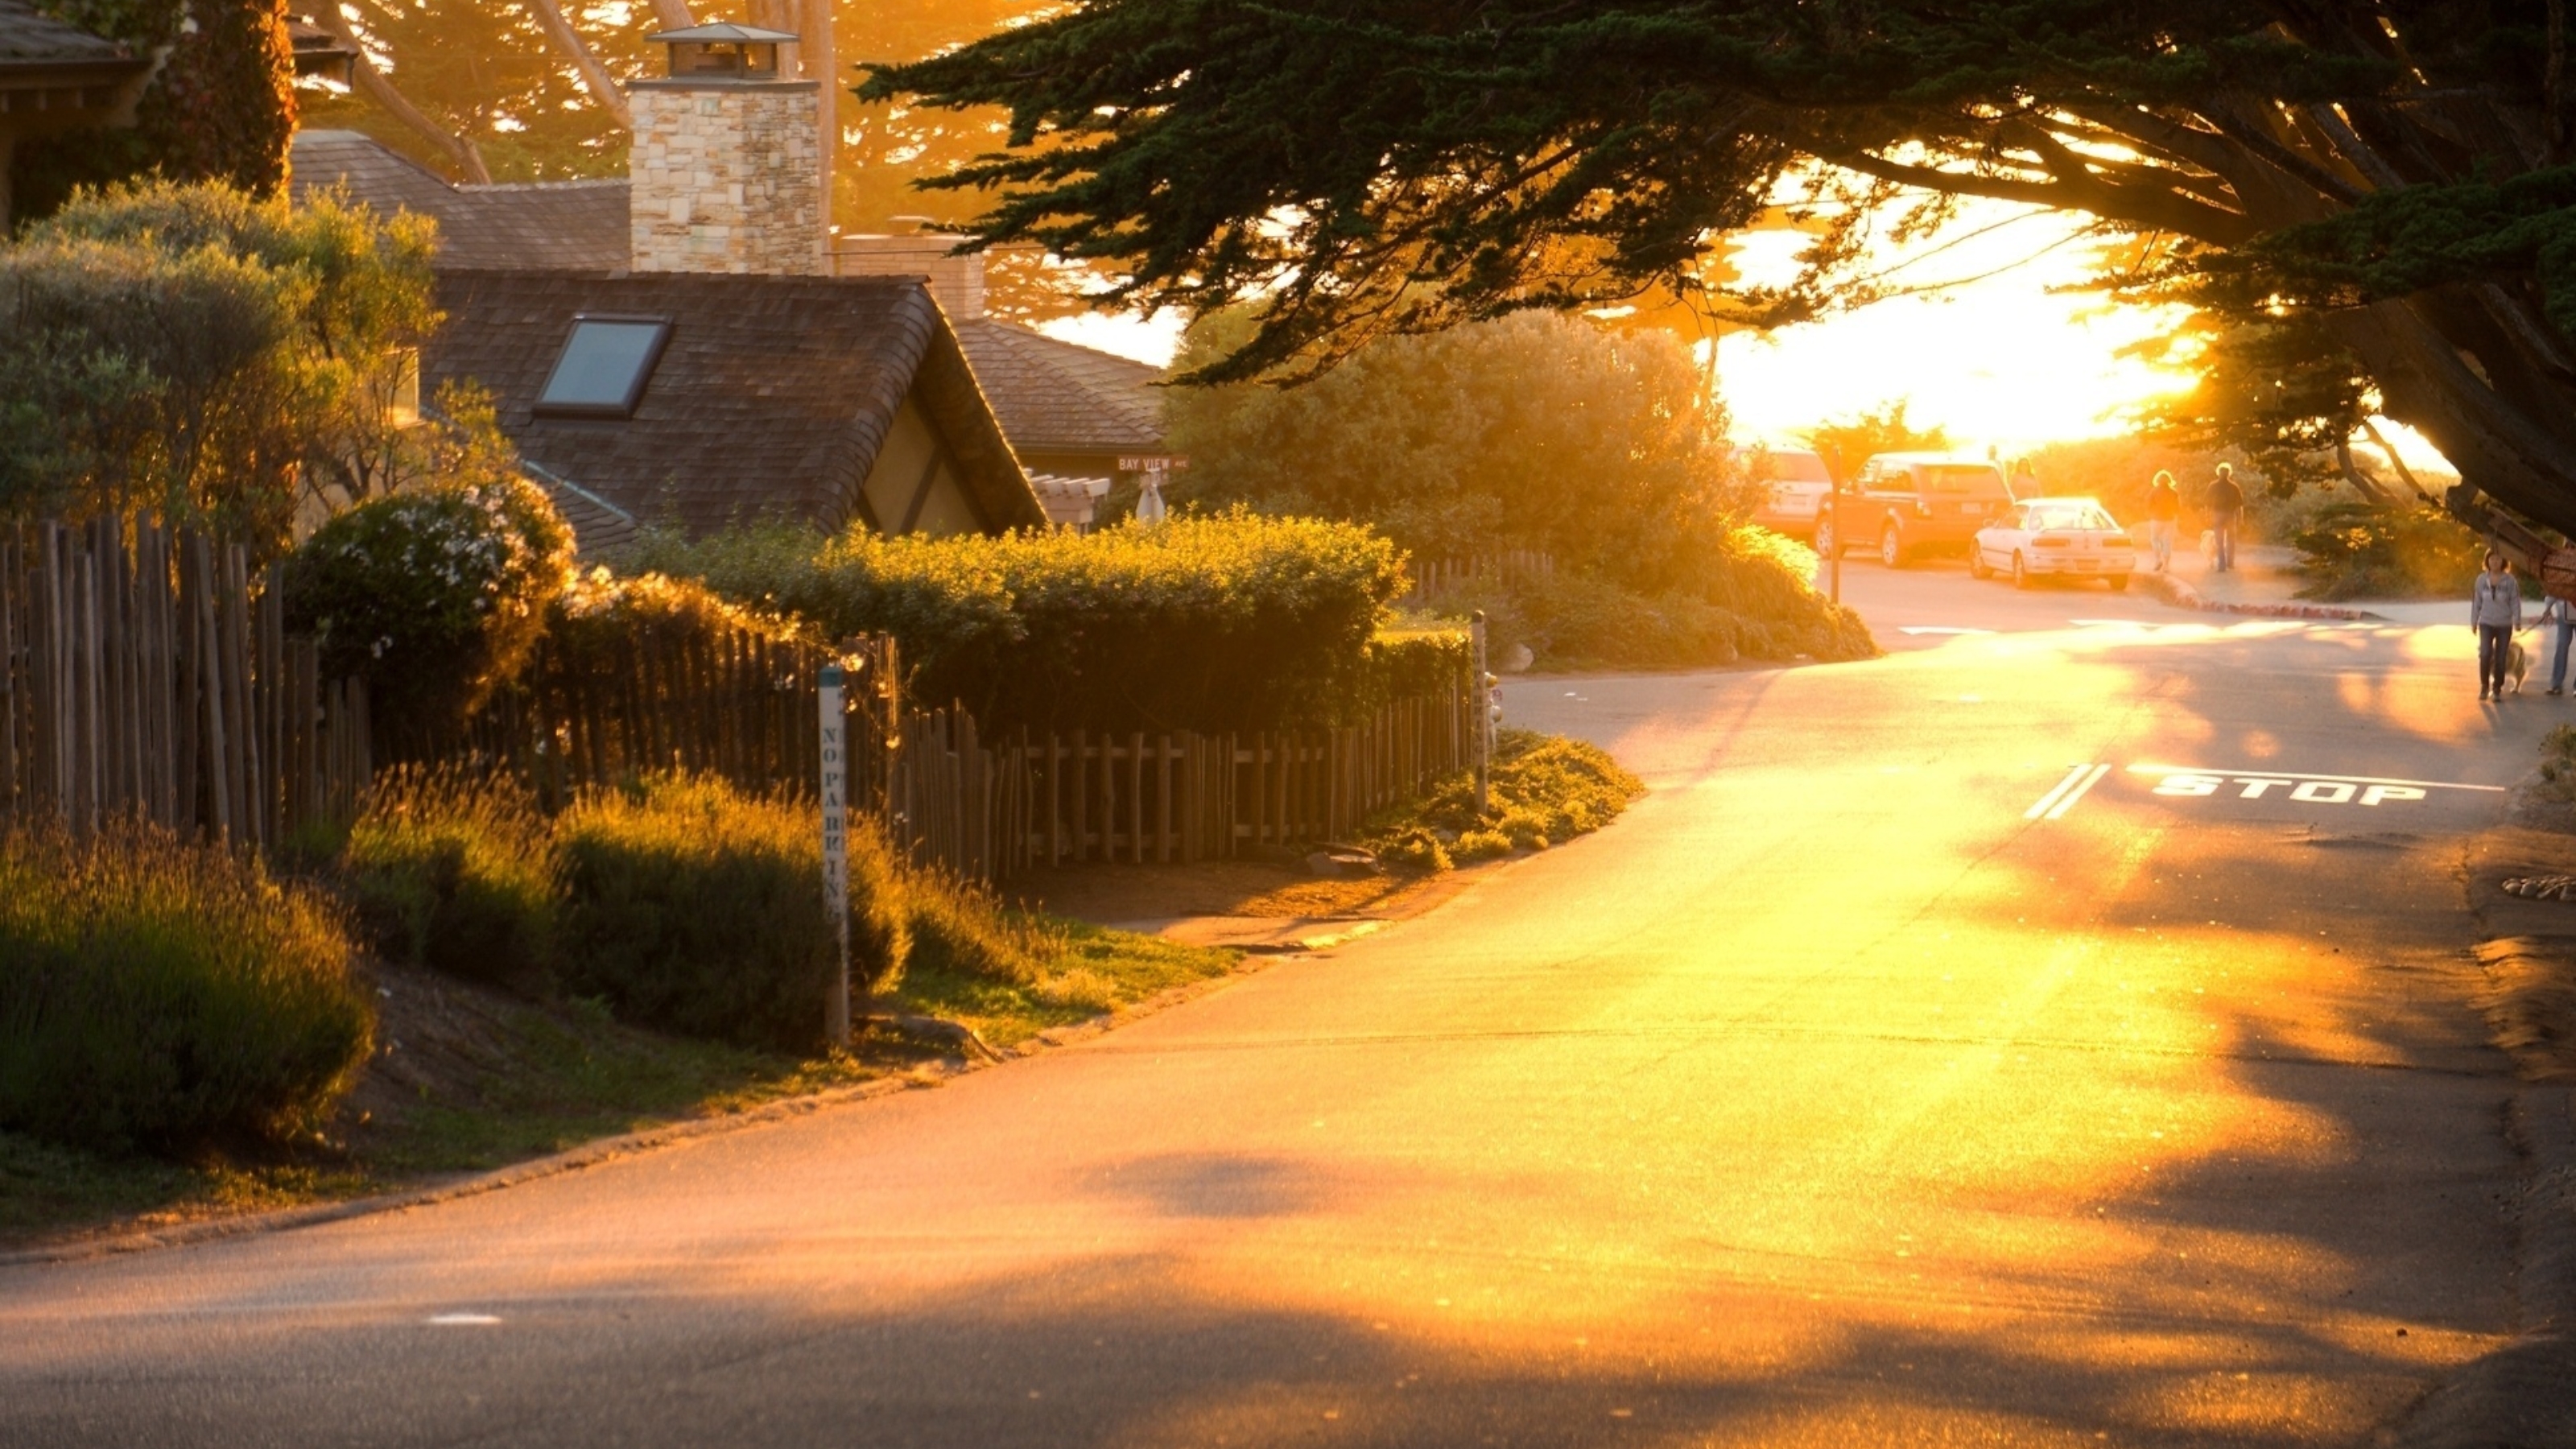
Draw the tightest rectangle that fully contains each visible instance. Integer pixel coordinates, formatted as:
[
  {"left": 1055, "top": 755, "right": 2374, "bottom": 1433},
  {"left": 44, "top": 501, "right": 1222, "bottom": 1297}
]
[
  {"left": 2145, "top": 472, "right": 2182, "bottom": 572},
  {"left": 2474, "top": 549, "right": 2524, "bottom": 702},
  {"left": 2205, "top": 464, "right": 2245, "bottom": 573}
]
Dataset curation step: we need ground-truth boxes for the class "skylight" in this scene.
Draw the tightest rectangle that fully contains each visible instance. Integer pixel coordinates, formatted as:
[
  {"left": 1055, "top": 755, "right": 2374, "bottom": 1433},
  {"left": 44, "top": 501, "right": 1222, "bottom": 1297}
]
[{"left": 535, "top": 316, "right": 671, "bottom": 419}]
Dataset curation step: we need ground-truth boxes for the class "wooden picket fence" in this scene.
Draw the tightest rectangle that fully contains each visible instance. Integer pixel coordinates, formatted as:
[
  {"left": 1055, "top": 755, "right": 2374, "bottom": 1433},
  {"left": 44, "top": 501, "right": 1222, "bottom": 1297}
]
[
  {"left": 1403, "top": 549, "right": 1554, "bottom": 601},
  {"left": 423, "top": 630, "right": 898, "bottom": 815},
  {"left": 0, "top": 518, "right": 372, "bottom": 847},
  {"left": 885, "top": 681, "right": 1478, "bottom": 882}
]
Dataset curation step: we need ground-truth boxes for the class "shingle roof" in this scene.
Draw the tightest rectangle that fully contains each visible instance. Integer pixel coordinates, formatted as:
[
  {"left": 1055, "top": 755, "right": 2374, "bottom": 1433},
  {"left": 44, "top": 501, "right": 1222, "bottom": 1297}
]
[
  {"left": 427, "top": 270, "right": 1045, "bottom": 539},
  {"left": 289, "top": 131, "right": 629, "bottom": 273},
  {"left": 0, "top": 0, "right": 123, "bottom": 63},
  {"left": 953, "top": 319, "right": 1167, "bottom": 457}
]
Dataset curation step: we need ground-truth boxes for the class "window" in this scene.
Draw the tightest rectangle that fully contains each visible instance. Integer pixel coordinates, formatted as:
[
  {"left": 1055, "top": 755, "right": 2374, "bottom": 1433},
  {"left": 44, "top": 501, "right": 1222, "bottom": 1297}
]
[
  {"left": 535, "top": 316, "right": 671, "bottom": 419},
  {"left": 1923, "top": 464, "right": 2005, "bottom": 494}
]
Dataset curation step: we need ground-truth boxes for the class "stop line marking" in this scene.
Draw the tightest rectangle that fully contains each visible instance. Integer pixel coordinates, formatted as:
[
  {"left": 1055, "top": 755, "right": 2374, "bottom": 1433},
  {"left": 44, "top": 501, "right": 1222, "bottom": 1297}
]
[{"left": 2021, "top": 762, "right": 2504, "bottom": 821}]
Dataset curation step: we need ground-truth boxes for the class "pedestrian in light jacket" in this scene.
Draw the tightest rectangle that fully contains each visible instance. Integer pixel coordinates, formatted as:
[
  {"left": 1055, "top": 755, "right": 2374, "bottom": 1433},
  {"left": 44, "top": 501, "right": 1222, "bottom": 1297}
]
[{"left": 2473, "top": 550, "right": 2524, "bottom": 702}]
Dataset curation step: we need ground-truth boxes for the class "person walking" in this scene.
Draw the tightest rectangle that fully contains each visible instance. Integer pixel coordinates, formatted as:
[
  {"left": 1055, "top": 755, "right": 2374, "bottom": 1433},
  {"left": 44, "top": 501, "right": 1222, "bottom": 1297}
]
[
  {"left": 2145, "top": 471, "right": 2182, "bottom": 572},
  {"left": 2545, "top": 592, "right": 2576, "bottom": 696},
  {"left": 2011, "top": 458, "right": 2038, "bottom": 498},
  {"left": 2474, "top": 549, "right": 2524, "bottom": 702},
  {"left": 2205, "top": 463, "right": 2246, "bottom": 573}
]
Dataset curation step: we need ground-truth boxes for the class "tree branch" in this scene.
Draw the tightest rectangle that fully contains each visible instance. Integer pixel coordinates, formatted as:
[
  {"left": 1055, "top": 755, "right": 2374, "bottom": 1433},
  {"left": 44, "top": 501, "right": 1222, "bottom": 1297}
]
[
  {"left": 526, "top": 0, "right": 632, "bottom": 131},
  {"left": 315, "top": 3, "right": 490, "bottom": 184},
  {"left": 1823, "top": 149, "right": 2254, "bottom": 244}
]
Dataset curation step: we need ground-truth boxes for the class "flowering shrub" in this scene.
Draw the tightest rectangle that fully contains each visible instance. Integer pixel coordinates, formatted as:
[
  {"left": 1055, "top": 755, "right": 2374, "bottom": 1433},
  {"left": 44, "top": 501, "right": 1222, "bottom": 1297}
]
[
  {"left": 547, "top": 568, "right": 808, "bottom": 671},
  {"left": 285, "top": 470, "right": 572, "bottom": 731}
]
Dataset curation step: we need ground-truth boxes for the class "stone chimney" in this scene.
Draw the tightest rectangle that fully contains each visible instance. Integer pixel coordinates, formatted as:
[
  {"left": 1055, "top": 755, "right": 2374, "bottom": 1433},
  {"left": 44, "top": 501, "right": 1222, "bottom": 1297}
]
[
  {"left": 629, "top": 23, "right": 824, "bottom": 275},
  {"left": 832, "top": 234, "right": 987, "bottom": 319}
]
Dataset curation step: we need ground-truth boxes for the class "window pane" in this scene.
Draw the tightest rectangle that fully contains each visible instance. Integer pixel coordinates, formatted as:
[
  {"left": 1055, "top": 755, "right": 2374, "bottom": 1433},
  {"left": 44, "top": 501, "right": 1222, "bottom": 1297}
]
[{"left": 539, "top": 321, "right": 667, "bottom": 412}]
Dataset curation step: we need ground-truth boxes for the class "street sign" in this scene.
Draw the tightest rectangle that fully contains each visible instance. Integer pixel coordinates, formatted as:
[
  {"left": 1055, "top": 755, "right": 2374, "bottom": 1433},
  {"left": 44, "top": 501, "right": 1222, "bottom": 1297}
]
[
  {"left": 1117, "top": 455, "right": 1190, "bottom": 473},
  {"left": 819, "top": 662, "right": 851, "bottom": 1047}
]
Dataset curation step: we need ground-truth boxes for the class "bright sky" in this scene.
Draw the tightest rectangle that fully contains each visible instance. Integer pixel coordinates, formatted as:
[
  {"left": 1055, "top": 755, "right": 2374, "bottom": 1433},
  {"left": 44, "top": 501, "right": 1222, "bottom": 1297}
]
[{"left": 1038, "top": 196, "right": 2459, "bottom": 474}]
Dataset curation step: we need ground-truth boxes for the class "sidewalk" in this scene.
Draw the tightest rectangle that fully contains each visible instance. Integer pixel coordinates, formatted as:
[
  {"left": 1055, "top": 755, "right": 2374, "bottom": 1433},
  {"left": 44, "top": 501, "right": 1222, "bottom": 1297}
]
[{"left": 2140, "top": 540, "right": 2458, "bottom": 625}]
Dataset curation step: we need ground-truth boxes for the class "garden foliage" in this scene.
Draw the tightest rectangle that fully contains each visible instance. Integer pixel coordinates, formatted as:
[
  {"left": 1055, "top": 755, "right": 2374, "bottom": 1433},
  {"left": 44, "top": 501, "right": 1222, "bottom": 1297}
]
[
  {"left": 0, "top": 180, "right": 439, "bottom": 541},
  {"left": 341, "top": 767, "right": 558, "bottom": 987},
  {"left": 284, "top": 411, "right": 573, "bottom": 731},
  {"left": 625, "top": 514, "right": 1448, "bottom": 733},
  {"left": 2288, "top": 502, "right": 2489, "bottom": 601},
  {"left": 0, "top": 825, "right": 373, "bottom": 1150},
  {"left": 555, "top": 775, "right": 909, "bottom": 1051}
]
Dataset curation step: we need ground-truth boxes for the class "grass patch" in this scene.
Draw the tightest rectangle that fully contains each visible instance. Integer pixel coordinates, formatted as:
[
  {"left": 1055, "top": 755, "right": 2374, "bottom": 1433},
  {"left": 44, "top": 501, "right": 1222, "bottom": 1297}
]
[{"left": 888, "top": 917, "right": 1241, "bottom": 1048}]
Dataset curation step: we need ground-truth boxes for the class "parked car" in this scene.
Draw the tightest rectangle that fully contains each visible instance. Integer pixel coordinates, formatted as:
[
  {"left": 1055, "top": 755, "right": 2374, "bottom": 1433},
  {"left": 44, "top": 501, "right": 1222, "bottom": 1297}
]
[
  {"left": 1733, "top": 444, "right": 1835, "bottom": 543},
  {"left": 1970, "top": 497, "right": 2137, "bottom": 590},
  {"left": 1814, "top": 452, "right": 2014, "bottom": 566}
]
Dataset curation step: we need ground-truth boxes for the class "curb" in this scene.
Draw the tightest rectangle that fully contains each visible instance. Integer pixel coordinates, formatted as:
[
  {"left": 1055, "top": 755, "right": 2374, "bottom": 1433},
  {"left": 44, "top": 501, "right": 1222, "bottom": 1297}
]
[{"left": 2130, "top": 568, "right": 2383, "bottom": 621}]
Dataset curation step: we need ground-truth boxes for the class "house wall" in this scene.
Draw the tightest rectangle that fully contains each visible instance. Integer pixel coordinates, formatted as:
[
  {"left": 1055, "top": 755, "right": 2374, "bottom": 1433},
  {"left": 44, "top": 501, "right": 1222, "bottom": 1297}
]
[
  {"left": 629, "top": 79, "right": 825, "bottom": 275},
  {"left": 859, "top": 395, "right": 982, "bottom": 538}
]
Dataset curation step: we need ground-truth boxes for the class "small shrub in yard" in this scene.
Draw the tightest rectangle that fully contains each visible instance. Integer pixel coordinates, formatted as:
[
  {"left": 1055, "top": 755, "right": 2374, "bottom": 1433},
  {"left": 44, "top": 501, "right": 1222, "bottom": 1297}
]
[
  {"left": 0, "top": 826, "right": 374, "bottom": 1151},
  {"left": 2290, "top": 502, "right": 2489, "bottom": 602},
  {"left": 1366, "top": 729, "right": 1644, "bottom": 870},
  {"left": 555, "top": 774, "right": 908, "bottom": 1051},
  {"left": 340, "top": 766, "right": 558, "bottom": 986},
  {"left": 901, "top": 868, "right": 1061, "bottom": 987},
  {"left": 284, "top": 415, "right": 573, "bottom": 733}
]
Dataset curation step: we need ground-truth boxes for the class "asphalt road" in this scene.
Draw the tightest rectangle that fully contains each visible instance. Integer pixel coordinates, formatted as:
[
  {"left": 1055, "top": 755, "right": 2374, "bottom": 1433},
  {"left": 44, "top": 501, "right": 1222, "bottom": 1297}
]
[{"left": 2, "top": 560, "right": 2559, "bottom": 1447}]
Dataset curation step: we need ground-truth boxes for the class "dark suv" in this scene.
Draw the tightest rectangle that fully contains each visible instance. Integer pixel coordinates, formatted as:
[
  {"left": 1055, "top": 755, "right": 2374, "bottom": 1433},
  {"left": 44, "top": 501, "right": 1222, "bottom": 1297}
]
[{"left": 1814, "top": 452, "right": 2015, "bottom": 567}]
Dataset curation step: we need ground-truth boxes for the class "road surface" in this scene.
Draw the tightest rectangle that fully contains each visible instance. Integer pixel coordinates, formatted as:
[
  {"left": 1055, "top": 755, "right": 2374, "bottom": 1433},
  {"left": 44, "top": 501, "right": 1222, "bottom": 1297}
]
[{"left": 0, "top": 560, "right": 2556, "bottom": 1447}]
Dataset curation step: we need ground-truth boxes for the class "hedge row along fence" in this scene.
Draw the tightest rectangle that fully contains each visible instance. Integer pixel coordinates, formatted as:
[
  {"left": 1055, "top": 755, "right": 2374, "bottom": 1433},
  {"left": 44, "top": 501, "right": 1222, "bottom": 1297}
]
[
  {"left": 893, "top": 678, "right": 1477, "bottom": 881},
  {"left": 0, "top": 518, "right": 372, "bottom": 848}
]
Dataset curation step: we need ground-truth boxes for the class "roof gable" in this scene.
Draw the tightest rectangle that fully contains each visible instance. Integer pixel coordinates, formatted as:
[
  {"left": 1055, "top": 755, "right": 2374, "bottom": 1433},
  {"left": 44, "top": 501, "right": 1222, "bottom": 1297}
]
[
  {"left": 952, "top": 319, "right": 1166, "bottom": 456},
  {"left": 289, "top": 131, "right": 629, "bottom": 273},
  {"left": 427, "top": 270, "right": 1044, "bottom": 539},
  {"left": 0, "top": 0, "right": 122, "bottom": 63}
]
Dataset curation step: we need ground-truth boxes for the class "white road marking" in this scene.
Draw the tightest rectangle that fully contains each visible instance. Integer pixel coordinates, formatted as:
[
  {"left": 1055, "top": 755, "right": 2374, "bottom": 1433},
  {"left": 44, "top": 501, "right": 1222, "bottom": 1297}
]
[
  {"left": 2044, "top": 763, "right": 2111, "bottom": 820},
  {"left": 2125, "top": 764, "right": 2504, "bottom": 794},
  {"left": 1898, "top": 626, "right": 1996, "bottom": 636},
  {"left": 2025, "top": 764, "right": 2103, "bottom": 820},
  {"left": 426, "top": 1314, "right": 503, "bottom": 1326}
]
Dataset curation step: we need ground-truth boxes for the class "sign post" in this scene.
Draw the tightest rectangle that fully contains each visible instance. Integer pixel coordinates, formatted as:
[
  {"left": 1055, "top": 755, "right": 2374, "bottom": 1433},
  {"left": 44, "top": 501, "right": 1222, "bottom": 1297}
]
[
  {"left": 819, "top": 661, "right": 852, "bottom": 1049},
  {"left": 1470, "top": 611, "right": 1491, "bottom": 816}
]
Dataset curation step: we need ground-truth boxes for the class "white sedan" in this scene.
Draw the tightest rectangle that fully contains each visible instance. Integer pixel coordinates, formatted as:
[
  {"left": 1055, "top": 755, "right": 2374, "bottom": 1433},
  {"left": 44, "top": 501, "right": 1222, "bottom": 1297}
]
[{"left": 1969, "top": 497, "right": 2136, "bottom": 590}]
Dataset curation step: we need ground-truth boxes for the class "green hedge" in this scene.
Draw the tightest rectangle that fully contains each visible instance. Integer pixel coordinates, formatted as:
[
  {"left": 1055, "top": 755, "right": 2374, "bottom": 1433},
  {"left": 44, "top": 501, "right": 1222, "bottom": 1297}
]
[
  {"left": 623, "top": 514, "right": 1432, "bottom": 734},
  {"left": 555, "top": 775, "right": 908, "bottom": 1051},
  {"left": 0, "top": 826, "right": 374, "bottom": 1150}
]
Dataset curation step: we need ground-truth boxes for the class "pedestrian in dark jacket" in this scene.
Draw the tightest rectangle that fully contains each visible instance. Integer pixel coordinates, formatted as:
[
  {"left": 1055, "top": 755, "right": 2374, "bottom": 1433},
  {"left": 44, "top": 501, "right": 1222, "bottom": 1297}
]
[
  {"left": 2474, "top": 550, "right": 2524, "bottom": 701},
  {"left": 2205, "top": 464, "right": 2245, "bottom": 573}
]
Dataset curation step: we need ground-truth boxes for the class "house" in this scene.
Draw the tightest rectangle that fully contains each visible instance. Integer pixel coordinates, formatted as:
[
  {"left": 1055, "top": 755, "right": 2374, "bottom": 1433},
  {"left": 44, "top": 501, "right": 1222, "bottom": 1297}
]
[
  {"left": 293, "top": 25, "right": 1046, "bottom": 547},
  {"left": 0, "top": 0, "right": 149, "bottom": 229},
  {"left": 289, "top": 23, "right": 1170, "bottom": 542}
]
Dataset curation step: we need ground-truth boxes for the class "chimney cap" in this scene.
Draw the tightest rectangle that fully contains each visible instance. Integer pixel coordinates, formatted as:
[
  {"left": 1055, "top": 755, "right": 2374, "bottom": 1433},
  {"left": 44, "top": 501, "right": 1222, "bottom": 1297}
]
[{"left": 646, "top": 22, "right": 799, "bottom": 43}]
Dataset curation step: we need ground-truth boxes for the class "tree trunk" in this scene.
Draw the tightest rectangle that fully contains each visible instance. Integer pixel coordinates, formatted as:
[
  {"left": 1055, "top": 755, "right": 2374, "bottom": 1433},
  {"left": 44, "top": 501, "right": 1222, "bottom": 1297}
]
[{"left": 526, "top": 0, "right": 632, "bottom": 131}]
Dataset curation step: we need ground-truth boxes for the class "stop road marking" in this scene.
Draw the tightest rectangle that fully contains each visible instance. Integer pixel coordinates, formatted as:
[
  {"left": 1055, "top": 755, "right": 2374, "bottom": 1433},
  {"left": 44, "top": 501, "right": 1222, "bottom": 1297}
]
[{"left": 2126, "top": 764, "right": 2500, "bottom": 809}]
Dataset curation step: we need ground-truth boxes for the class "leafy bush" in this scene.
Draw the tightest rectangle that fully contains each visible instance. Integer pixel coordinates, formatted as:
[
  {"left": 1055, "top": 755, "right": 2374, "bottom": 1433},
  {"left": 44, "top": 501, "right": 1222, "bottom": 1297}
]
[
  {"left": 285, "top": 429, "right": 572, "bottom": 732},
  {"left": 1434, "top": 529, "right": 1875, "bottom": 670},
  {"left": 0, "top": 180, "right": 438, "bottom": 539},
  {"left": 626, "top": 513, "right": 1414, "bottom": 733},
  {"left": 555, "top": 775, "right": 908, "bottom": 1051},
  {"left": 0, "top": 826, "right": 374, "bottom": 1150},
  {"left": 1366, "top": 729, "right": 1645, "bottom": 869},
  {"left": 901, "top": 868, "right": 1063, "bottom": 986},
  {"left": 2289, "top": 501, "right": 2487, "bottom": 601},
  {"left": 547, "top": 568, "right": 811, "bottom": 668},
  {"left": 340, "top": 766, "right": 558, "bottom": 986}
]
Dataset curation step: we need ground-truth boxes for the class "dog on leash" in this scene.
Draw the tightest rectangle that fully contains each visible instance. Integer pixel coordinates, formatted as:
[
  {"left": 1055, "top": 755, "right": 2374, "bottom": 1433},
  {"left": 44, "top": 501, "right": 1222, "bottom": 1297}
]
[{"left": 2506, "top": 634, "right": 2533, "bottom": 695}]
